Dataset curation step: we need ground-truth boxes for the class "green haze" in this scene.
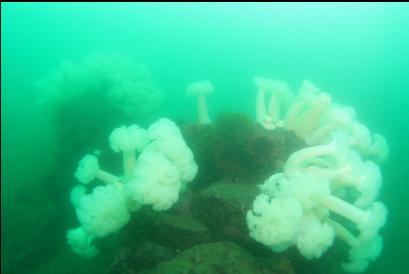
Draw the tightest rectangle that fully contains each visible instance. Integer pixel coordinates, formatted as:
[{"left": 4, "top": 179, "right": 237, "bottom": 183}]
[{"left": 2, "top": 3, "right": 408, "bottom": 274}]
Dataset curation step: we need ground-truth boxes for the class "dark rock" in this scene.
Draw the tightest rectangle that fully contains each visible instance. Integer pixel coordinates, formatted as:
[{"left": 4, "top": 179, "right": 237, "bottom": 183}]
[
  {"left": 108, "top": 242, "right": 174, "bottom": 274},
  {"left": 118, "top": 207, "right": 162, "bottom": 247},
  {"left": 145, "top": 242, "right": 295, "bottom": 274},
  {"left": 152, "top": 214, "right": 212, "bottom": 250},
  {"left": 181, "top": 112, "right": 305, "bottom": 187},
  {"left": 191, "top": 180, "right": 259, "bottom": 247}
]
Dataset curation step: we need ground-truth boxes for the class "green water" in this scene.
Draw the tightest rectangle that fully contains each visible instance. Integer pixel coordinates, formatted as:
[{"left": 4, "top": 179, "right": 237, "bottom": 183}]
[{"left": 2, "top": 3, "right": 409, "bottom": 274}]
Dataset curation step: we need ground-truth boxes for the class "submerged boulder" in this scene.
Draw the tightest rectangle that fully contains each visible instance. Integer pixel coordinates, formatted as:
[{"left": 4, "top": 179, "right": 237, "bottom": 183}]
[
  {"left": 182, "top": 112, "right": 305, "bottom": 187},
  {"left": 108, "top": 241, "right": 175, "bottom": 274},
  {"left": 191, "top": 180, "right": 259, "bottom": 246},
  {"left": 145, "top": 242, "right": 295, "bottom": 274},
  {"left": 152, "top": 214, "right": 212, "bottom": 250}
]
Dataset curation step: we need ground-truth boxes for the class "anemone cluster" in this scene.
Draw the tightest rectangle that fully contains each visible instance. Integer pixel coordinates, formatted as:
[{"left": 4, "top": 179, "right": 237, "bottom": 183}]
[
  {"left": 64, "top": 73, "right": 389, "bottom": 274},
  {"left": 36, "top": 52, "right": 165, "bottom": 162},
  {"left": 253, "top": 78, "right": 388, "bottom": 163},
  {"left": 37, "top": 52, "right": 163, "bottom": 120},
  {"left": 67, "top": 118, "right": 197, "bottom": 257},
  {"left": 247, "top": 78, "right": 389, "bottom": 273}
]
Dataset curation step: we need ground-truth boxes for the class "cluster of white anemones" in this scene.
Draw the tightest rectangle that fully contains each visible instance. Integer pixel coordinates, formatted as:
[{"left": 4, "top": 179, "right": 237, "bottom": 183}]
[
  {"left": 66, "top": 118, "right": 197, "bottom": 257},
  {"left": 248, "top": 78, "right": 389, "bottom": 273}
]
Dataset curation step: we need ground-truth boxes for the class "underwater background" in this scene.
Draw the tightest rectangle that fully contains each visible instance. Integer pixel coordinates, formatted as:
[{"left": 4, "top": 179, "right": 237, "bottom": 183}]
[{"left": 2, "top": 3, "right": 409, "bottom": 274}]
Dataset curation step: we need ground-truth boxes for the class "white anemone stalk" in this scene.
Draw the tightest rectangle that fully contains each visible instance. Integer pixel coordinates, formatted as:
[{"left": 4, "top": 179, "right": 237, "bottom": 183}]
[{"left": 186, "top": 80, "right": 214, "bottom": 124}]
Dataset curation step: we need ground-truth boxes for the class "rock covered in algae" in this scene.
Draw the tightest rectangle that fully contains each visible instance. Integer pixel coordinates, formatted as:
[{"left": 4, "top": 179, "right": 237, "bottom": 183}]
[
  {"left": 144, "top": 242, "right": 295, "bottom": 274},
  {"left": 108, "top": 241, "right": 175, "bottom": 274},
  {"left": 152, "top": 214, "right": 212, "bottom": 250},
  {"left": 191, "top": 180, "right": 259, "bottom": 245},
  {"left": 182, "top": 112, "right": 305, "bottom": 187}
]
